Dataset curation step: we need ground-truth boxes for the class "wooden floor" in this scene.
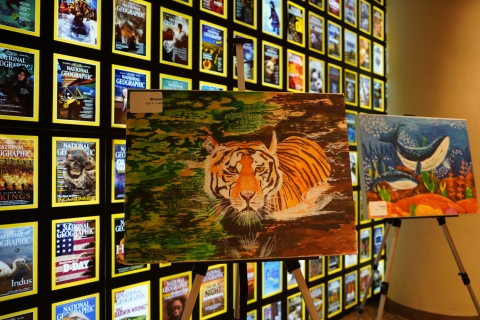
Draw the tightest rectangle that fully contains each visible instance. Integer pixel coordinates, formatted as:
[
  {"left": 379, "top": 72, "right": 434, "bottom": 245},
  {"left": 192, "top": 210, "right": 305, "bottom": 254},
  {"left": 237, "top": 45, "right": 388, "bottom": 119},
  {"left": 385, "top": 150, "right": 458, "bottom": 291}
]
[{"left": 340, "top": 296, "right": 409, "bottom": 320}]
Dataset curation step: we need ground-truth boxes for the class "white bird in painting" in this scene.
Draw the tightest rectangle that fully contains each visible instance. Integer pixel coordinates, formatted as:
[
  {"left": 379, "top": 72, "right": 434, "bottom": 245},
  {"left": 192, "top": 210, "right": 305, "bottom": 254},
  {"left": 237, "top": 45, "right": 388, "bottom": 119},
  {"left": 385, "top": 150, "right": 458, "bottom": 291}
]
[{"left": 0, "top": 258, "right": 30, "bottom": 278}]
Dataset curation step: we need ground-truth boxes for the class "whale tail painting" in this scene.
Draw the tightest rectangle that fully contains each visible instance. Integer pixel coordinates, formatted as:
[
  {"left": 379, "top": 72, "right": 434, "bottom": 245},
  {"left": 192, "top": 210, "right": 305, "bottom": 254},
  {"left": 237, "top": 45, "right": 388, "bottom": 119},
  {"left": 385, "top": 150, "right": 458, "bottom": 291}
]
[{"left": 358, "top": 114, "right": 478, "bottom": 219}]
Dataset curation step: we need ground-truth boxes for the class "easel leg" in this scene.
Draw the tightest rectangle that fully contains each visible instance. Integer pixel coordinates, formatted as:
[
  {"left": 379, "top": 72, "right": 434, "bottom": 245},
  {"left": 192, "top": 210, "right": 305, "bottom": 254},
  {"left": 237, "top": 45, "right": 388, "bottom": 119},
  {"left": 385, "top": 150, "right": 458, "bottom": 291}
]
[
  {"left": 437, "top": 217, "right": 480, "bottom": 315},
  {"left": 357, "top": 220, "right": 393, "bottom": 319},
  {"left": 234, "top": 263, "right": 247, "bottom": 320},
  {"left": 181, "top": 264, "right": 209, "bottom": 320},
  {"left": 376, "top": 219, "right": 402, "bottom": 320},
  {"left": 285, "top": 260, "right": 320, "bottom": 320}
]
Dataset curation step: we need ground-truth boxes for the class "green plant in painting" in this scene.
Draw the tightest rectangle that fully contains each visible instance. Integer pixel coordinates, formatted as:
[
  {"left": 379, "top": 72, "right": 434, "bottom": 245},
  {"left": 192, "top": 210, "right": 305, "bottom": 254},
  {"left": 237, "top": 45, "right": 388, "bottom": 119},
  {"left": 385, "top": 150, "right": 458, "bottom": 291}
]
[
  {"left": 439, "top": 181, "right": 447, "bottom": 197},
  {"left": 466, "top": 186, "right": 473, "bottom": 199},
  {"left": 377, "top": 185, "right": 391, "bottom": 202},
  {"left": 409, "top": 203, "right": 416, "bottom": 216},
  {"left": 421, "top": 170, "right": 438, "bottom": 193}
]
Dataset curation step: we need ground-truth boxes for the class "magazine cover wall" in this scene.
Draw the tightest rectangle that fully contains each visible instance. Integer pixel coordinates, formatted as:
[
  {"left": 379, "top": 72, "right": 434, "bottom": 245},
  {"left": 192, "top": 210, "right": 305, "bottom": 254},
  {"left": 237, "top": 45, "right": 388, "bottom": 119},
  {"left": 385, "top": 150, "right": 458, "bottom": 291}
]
[
  {"left": 125, "top": 90, "right": 356, "bottom": 263},
  {"left": 357, "top": 114, "right": 478, "bottom": 219}
]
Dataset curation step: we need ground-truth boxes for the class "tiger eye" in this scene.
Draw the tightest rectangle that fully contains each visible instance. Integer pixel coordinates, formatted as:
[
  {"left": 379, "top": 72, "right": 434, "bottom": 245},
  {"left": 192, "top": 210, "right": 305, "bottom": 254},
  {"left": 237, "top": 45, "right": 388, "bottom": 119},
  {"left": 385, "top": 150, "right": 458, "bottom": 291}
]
[
  {"left": 227, "top": 166, "right": 238, "bottom": 173},
  {"left": 255, "top": 166, "right": 265, "bottom": 173}
]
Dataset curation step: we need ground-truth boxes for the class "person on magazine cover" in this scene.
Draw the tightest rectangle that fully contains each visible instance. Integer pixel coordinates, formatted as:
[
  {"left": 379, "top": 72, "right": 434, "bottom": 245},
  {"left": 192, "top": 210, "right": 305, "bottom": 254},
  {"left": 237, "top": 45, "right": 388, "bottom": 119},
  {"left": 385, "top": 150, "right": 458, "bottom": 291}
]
[
  {"left": 122, "top": 86, "right": 129, "bottom": 113},
  {"left": 166, "top": 296, "right": 186, "bottom": 320},
  {"left": 173, "top": 23, "right": 187, "bottom": 63},
  {"left": 269, "top": 1, "right": 280, "bottom": 35},
  {"left": 265, "top": 56, "right": 277, "bottom": 84},
  {"left": 0, "top": 65, "right": 33, "bottom": 117}
]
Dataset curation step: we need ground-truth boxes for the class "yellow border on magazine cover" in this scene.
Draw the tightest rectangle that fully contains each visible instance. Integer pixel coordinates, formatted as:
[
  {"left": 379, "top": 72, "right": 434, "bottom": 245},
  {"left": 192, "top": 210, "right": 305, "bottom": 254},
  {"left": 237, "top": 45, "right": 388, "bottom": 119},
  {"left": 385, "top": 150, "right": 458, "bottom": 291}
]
[
  {"left": 0, "top": 222, "right": 37, "bottom": 302},
  {"left": 344, "top": 0, "right": 357, "bottom": 28},
  {"left": 51, "top": 216, "right": 99, "bottom": 290},
  {"left": 359, "top": 35, "right": 371, "bottom": 72},
  {"left": 111, "top": 141, "right": 125, "bottom": 203},
  {"left": 160, "top": 7, "right": 192, "bottom": 69},
  {"left": 262, "top": 261, "right": 283, "bottom": 299},
  {"left": 352, "top": 191, "right": 359, "bottom": 226},
  {"left": 287, "top": 49, "right": 305, "bottom": 93},
  {"left": 199, "top": 20, "right": 228, "bottom": 77},
  {"left": 199, "top": 81, "right": 227, "bottom": 91},
  {"left": 307, "top": 283, "right": 324, "bottom": 320},
  {"left": 234, "top": 0, "right": 257, "bottom": 29},
  {"left": 359, "top": 227, "right": 372, "bottom": 263},
  {"left": 51, "top": 137, "right": 100, "bottom": 207},
  {"left": 344, "top": 29, "right": 357, "bottom": 67},
  {"left": 359, "top": 74, "right": 372, "bottom": 109},
  {"left": 0, "top": 308, "right": 37, "bottom": 320},
  {"left": 327, "top": 0, "right": 342, "bottom": 20},
  {"left": 160, "top": 73, "right": 192, "bottom": 90},
  {"left": 0, "top": 43, "right": 39, "bottom": 122},
  {"left": 52, "top": 293, "right": 100, "bottom": 319},
  {"left": 233, "top": 31, "right": 257, "bottom": 84},
  {"left": 359, "top": 192, "right": 372, "bottom": 224},
  {"left": 327, "top": 276, "right": 342, "bottom": 317},
  {"left": 359, "top": 265, "right": 372, "bottom": 301},
  {"left": 287, "top": 260, "right": 305, "bottom": 290},
  {"left": 308, "top": 56, "right": 324, "bottom": 93},
  {"left": 373, "top": 42, "right": 385, "bottom": 76},
  {"left": 373, "top": 6, "right": 384, "bottom": 41},
  {"left": 350, "top": 150, "right": 358, "bottom": 186},
  {"left": 199, "top": 263, "right": 228, "bottom": 320},
  {"left": 174, "top": 0, "right": 193, "bottom": 6},
  {"left": 327, "top": 255, "right": 342, "bottom": 275},
  {"left": 372, "top": 78, "right": 385, "bottom": 112},
  {"left": 200, "top": 0, "right": 228, "bottom": 19},
  {"left": 344, "top": 270, "right": 358, "bottom": 309},
  {"left": 111, "top": 64, "right": 150, "bottom": 128},
  {"left": 346, "top": 110, "right": 357, "bottom": 146},
  {"left": 344, "top": 69, "right": 358, "bottom": 106},
  {"left": 262, "top": 40, "right": 283, "bottom": 89},
  {"left": 111, "top": 213, "right": 150, "bottom": 277},
  {"left": 308, "top": 11, "right": 324, "bottom": 55},
  {"left": 52, "top": 54, "right": 100, "bottom": 126},
  {"left": 327, "top": 63, "right": 342, "bottom": 93},
  {"left": 160, "top": 271, "right": 192, "bottom": 320},
  {"left": 309, "top": 0, "right": 324, "bottom": 11},
  {"left": 247, "top": 310, "right": 257, "bottom": 319},
  {"left": 287, "top": 1, "right": 306, "bottom": 48},
  {"left": 54, "top": 0, "right": 101, "bottom": 49},
  {"left": 359, "top": 0, "right": 371, "bottom": 35},
  {"left": 0, "top": 134, "right": 38, "bottom": 211},
  {"left": 344, "top": 253, "right": 358, "bottom": 270},
  {"left": 308, "top": 257, "right": 324, "bottom": 281},
  {"left": 373, "top": 259, "right": 385, "bottom": 294},
  {"left": 233, "top": 262, "right": 258, "bottom": 305},
  {"left": 112, "top": 281, "right": 151, "bottom": 319},
  {"left": 0, "top": 0, "right": 40, "bottom": 36},
  {"left": 287, "top": 292, "right": 305, "bottom": 319},
  {"left": 327, "top": 20, "right": 342, "bottom": 61},
  {"left": 112, "top": 0, "right": 151, "bottom": 60},
  {"left": 373, "top": 223, "right": 385, "bottom": 257},
  {"left": 262, "top": 0, "right": 283, "bottom": 39}
]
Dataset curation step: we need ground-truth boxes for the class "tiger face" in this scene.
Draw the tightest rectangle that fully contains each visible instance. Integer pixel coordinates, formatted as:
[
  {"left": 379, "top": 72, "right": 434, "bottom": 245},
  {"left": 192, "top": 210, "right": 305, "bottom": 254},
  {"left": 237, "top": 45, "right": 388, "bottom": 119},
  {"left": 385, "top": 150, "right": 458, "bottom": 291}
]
[{"left": 204, "top": 133, "right": 283, "bottom": 220}]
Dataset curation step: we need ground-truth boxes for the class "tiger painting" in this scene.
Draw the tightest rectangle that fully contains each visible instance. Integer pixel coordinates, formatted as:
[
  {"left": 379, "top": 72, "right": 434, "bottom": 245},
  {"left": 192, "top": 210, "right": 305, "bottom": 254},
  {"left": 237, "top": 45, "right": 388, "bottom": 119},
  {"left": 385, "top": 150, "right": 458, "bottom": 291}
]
[{"left": 204, "top": 131, "right": 332, "bottom": 226}]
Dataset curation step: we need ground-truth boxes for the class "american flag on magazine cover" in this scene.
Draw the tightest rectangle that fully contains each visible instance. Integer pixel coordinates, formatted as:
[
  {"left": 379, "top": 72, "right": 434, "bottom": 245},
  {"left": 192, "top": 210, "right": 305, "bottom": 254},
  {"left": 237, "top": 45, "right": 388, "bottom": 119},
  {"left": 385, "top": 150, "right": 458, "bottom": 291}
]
[{"left": 55, "top": 220, "right": 96, "bottom": 285}]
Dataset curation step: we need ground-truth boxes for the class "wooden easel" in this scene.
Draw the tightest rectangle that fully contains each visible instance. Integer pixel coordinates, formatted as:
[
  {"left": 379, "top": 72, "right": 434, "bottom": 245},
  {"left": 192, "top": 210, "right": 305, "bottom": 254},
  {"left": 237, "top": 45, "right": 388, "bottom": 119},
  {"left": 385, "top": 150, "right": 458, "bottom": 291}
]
[
  {"left": 180, "top": 39, "right": 320, "bottom": 320},
  {"left": 356, "top": 217, "right": 480, "bottom": 320}
]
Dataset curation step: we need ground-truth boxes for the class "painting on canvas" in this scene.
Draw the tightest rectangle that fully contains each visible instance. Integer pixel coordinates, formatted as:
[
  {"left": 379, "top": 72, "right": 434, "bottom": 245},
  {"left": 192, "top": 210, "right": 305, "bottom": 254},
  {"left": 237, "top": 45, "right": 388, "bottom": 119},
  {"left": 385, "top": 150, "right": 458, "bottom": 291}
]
[
  {"left": 357, "top": 114, "right": 478, "bottom": 219},
  {"left": 125, "top": 91, "right": 356, "bottom": 263}
]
